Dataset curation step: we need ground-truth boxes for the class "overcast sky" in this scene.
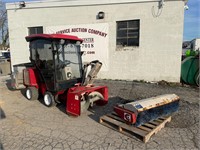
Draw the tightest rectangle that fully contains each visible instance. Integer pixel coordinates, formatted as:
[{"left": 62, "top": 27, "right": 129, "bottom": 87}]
[{"left": 3, "top": 0, "right": 200, "bottom": 41}]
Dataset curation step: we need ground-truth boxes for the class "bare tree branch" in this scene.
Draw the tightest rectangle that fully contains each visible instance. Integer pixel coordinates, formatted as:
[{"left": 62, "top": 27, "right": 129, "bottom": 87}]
[{"left": 0, "top": 1, "right": 9, "bottom": 49}]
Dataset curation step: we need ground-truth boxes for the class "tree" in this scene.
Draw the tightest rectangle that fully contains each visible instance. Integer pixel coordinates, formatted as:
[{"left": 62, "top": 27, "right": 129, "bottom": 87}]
[{"left": 0, "top": 1, "right": 9, "bottom": 50}]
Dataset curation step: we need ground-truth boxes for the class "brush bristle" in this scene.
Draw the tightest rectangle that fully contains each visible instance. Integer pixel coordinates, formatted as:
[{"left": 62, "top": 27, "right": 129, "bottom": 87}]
[{"left": 134, "top": 100, "right": 179, "bottom": 127}]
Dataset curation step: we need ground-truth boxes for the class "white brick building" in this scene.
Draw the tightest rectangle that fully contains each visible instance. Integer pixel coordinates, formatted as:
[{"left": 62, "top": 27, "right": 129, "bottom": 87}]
[{"left": 6, "top": 0, "right": 186, "bottom": 82}]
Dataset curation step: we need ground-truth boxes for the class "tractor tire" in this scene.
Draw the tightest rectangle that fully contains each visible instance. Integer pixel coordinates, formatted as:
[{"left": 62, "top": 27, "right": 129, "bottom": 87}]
[
  {"left": 25, "top": 87, "right": 39, "bottom": 101},
  {"left": 43, "top": 92, "right": 56, "bottom": 107}
]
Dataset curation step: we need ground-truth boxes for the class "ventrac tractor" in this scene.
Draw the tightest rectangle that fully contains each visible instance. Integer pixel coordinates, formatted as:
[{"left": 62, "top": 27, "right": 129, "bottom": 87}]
[{"left": 23, "top": 34, "right": 108, "bottom": 116}]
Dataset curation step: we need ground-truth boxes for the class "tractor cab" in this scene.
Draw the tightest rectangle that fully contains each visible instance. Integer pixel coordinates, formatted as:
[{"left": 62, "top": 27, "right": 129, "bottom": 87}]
[
  {"left": 26, "top": 34, "right": 83, "bottom": 93},
  {"left": 24, "top": 34, "right": 108, "bottom": 116}
]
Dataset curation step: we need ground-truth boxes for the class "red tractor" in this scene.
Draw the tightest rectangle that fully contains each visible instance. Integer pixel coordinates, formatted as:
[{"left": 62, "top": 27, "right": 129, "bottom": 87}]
[{"left": 23, "top": 34, "right": 108, "bottom": 116}]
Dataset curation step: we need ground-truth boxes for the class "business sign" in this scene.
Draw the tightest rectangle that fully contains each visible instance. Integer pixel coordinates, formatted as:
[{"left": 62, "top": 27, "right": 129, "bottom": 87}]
[{"left": 46, "top": 23, "right": 109, "bottom": 71}]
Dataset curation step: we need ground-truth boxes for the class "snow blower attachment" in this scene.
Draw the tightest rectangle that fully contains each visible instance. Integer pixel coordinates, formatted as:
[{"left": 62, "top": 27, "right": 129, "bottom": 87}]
[
  {"left": 82, "top": 60, "right": 102, "bottom": 86},
  {"left": 114, "top": 94, "right": 180, "bottom": 126}
]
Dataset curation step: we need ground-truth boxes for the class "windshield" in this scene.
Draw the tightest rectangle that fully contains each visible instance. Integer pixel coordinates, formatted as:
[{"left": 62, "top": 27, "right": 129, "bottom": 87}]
[{"left": 55, "top": 41, "right": 82, "bottom": 81}]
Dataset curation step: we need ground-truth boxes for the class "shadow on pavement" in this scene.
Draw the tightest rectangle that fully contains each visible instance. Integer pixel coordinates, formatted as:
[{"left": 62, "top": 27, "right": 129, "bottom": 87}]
[
  {"left": 0, "top": 106, "right": 6, "bottom": 119},
  {"left": 56, "top": 103, "right": 67, "bottom": 114},
  {"left": 54, "top": 96, "right": 128, "bottom": 120},
  {"left": 16, "top": 87, "right": 132, "bottom": 121},
  {"left": 88, "top": 96, "right": 130, "bottom": 122},
  {"left": 0, "top": 142, "right": 4, "bottom": 150},
  {"left": 5, "top": 79, "right": 15, "bottom": 91},
  {"left": 19, "top": 87, "right": 67, "bottom": 115}
]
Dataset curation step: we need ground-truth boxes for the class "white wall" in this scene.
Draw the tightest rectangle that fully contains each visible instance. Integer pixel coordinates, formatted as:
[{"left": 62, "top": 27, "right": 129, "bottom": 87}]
[
  {"left": 191, "top": 38, "right": 200, "bottom": 51},
  {"left": 7, "top": 0, "right": 185, "bottom": 82}
]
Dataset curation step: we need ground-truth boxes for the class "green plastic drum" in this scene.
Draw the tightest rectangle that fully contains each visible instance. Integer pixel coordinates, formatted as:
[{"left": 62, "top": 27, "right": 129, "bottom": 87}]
[{"left": 181, "top": 56, "right": 199, "bottom": 86}]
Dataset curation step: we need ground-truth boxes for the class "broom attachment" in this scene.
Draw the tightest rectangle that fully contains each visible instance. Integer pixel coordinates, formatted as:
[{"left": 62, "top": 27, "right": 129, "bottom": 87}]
[{"left": 114, "top": 94, "right": 180, "bottom": 127}]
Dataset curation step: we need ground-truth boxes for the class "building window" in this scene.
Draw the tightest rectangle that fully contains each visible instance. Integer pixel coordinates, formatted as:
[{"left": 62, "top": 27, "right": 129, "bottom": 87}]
[
  {"left": 116, "top": 20, "right": 140, "bottom": 47},
  {"left": 28, "top": 26, "right": 43, "bottom": 35}
]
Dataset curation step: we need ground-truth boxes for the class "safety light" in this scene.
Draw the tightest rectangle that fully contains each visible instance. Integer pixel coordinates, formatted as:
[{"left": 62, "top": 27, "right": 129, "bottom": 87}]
[{"left": 98, "top": 11, "right": 105, "bottom": 19}]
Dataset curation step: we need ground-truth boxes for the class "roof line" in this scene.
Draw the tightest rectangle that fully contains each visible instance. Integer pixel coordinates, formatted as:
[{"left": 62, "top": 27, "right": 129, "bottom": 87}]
[{"left": 6, "top": 0, "right": 186, "bottom": 10}]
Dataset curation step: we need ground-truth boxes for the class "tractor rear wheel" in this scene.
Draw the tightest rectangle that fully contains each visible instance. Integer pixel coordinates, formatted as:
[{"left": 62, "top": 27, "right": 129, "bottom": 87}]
[
  {"left": 43, "top": 92, "right": 56, "bottom": 107},
  {"left": 25, "top": 87, "right": 38, "bottom": 100}
]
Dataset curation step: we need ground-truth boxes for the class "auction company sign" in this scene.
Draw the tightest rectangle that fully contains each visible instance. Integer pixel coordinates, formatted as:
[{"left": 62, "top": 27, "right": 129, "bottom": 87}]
[{"left": 46, "top": 23, "right": 109, "bottom": 71}]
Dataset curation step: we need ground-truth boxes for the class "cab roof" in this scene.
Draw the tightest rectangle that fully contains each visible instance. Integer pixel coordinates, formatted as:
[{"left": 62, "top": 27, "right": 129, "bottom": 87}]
[{"left": 25, "top": 34, "right": 83, "bottom": 42}]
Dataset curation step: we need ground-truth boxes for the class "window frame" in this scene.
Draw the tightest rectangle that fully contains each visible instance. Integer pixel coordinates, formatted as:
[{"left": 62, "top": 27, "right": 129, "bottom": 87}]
[
  {"left": 116, "top": 19, "right": 140, "bottom": 47},
  {"left": 28, "top": 26, "right": 43, "bottom": 35}
]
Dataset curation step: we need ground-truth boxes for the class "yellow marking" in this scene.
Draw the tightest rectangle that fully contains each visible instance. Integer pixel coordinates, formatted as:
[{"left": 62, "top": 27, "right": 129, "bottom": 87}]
[
  {"left": 0, "top": 100, "right": 4, "bottom": 106},
  {"left": 15, "top": 119, "right": 24, "bottom": 125}
]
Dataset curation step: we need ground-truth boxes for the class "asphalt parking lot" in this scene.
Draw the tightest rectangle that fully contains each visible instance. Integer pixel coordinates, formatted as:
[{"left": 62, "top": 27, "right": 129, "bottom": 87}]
[{"left": 0, "top": 75, "right": 199, "bottom": 150}]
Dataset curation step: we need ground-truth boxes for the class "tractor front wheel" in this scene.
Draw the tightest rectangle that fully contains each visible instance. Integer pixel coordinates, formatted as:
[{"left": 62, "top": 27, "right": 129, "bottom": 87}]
[
  {"left": 43, "top": 92, "right": 56, "bottom": 107},
  {"left": 25, "top": 87, "right": 38, "bottom": 100}
]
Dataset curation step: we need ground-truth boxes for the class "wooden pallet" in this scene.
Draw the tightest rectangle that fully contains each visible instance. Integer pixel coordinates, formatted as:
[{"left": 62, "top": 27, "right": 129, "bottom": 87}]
[{"left": 99, "top": 112, "right": 171, "bottom": 143}]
